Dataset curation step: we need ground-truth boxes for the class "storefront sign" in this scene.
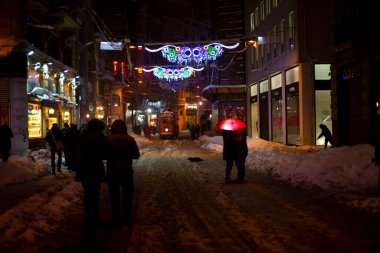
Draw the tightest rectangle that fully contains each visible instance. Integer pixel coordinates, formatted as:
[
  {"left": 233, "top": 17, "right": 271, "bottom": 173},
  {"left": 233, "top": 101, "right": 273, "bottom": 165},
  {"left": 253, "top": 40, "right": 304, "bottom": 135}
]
[{"left": 41, "top": 99, "right": 61, "bottom": 109}]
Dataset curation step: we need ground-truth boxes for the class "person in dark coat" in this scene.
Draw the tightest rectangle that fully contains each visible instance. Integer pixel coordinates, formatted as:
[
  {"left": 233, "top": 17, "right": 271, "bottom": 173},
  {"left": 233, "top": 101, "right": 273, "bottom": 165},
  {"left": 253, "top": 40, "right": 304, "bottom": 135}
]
[
  {"left": 195, "top": 124, "right": 201, "bottom": 139},
  {"left": 45, "top": 123, "right": 64, "bottom": 174},
  {"left": 222, "top": 128, "right": 248, "bottom": 184},
  {"left": 317, "top": 124, "right": 333, "bottom": 149},
  {"left": 190, "top": 125, "right": 196, "bottom": 140},
  {"left": 75, "top": 119, "right": 107, "bottom": 237},
  {"left": 64, "top": 123, "right": 81, "bottom": 171},
  {"left": 62, "top": 122, "right": 71, "bottom": 166},
  {"left": 106, "top": 119, "right": 140, "bottom": 227},
  {"left": 0, "top": 122, "right": 13, "bottom": 162}
]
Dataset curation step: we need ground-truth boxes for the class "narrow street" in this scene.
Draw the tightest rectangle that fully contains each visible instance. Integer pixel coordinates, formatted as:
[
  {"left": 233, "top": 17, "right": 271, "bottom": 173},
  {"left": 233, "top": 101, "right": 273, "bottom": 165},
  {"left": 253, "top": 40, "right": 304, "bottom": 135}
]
[{"left": 0, "top": 138, "right": 379, "bottom": 253}]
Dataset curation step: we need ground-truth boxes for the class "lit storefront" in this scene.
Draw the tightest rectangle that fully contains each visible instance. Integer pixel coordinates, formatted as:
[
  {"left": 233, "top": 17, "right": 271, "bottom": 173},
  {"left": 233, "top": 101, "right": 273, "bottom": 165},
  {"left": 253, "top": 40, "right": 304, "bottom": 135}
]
[{"left": 26, "top": 46, "right": 78, "bottom": 141}]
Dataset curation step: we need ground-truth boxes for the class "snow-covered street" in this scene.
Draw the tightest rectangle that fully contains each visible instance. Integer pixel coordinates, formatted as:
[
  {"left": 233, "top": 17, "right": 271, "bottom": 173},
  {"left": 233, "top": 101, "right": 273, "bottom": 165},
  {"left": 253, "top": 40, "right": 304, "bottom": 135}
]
[{"left": 0, "top": 133, "right": 379, "bottom": 252}]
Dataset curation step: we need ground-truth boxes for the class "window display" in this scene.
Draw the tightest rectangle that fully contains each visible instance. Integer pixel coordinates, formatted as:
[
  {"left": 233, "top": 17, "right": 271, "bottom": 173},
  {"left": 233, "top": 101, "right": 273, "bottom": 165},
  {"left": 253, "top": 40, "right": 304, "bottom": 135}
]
[{"left": 28, "top": 103, "right": 42, "bottom": 138}]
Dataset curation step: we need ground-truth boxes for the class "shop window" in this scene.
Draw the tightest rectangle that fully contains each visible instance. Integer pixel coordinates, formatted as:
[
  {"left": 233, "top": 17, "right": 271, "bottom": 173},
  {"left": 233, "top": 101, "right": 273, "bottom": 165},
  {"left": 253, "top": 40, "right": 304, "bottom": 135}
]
[
  {"left": 315, "top": 90, "right": 332, "bottom": 146},
  {"left": 28, "top": 103, "right": 42, "bottom": 138},
  {"left": 285, "top": 67, "right": 300, "bottom": 145},
  {"left": 271, "top": 74, "right": 283, "bottom": 143},
  {"left": 259, "top": 80, "right": 269, "bottom": 140}
]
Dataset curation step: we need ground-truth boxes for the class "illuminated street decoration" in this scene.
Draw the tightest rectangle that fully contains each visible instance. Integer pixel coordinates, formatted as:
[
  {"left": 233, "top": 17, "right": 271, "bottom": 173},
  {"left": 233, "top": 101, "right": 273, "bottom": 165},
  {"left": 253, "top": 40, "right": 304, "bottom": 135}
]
[
  {"left": 145, "top": 43, "right": 239, "bottom": 65},
  {"left": 142, "top": 66, "right": 204, "bottom": 81}
]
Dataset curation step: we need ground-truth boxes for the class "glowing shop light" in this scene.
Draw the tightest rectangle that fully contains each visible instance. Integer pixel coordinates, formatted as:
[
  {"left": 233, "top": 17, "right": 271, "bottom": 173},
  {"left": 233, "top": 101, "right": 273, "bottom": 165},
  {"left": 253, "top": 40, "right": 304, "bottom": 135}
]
[
  {"left": 142, "top": 66, "right": 204, "bottom": 81},
  {"left": 145, "top": 42, "right": 239, "bottom": 65}
]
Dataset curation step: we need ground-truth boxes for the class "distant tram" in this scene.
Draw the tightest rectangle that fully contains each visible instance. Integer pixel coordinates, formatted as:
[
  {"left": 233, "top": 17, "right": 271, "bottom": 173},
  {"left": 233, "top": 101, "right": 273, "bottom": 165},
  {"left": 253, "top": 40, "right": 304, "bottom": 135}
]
[{"left": 158, "top": 110, "right": 179, "bottom": 139}]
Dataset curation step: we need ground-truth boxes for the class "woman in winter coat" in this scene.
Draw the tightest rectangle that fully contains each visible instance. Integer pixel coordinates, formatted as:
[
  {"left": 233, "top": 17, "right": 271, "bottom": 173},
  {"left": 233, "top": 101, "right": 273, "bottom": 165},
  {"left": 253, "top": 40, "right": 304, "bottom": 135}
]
[
  {"left": 106, "top": 119, "right": 140, "bottom": 227},
  {"left": 45, "top": 123, "right": 64, "bottom": 174},
  {"left": 75, "top": 118, "right": 107, "bottom": 236}
]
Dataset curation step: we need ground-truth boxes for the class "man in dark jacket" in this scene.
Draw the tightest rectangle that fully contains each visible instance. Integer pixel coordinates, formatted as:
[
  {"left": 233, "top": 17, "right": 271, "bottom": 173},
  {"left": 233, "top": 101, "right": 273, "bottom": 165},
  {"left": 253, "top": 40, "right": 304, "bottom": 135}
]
[
  {"left": 106, "top": 119, "right": 140, "bottom": 227},
  {"left": 317, "top": 124, "right": 333, "bottom": 149},
  {"left": 64, "top": 123, "right": 81, "bottom": 171},
  {"left": 0, "top": 122, "right": 13, "bottom": 162},
  {"left": 76, "top": 119, "right": 107, "bottom": 237}
]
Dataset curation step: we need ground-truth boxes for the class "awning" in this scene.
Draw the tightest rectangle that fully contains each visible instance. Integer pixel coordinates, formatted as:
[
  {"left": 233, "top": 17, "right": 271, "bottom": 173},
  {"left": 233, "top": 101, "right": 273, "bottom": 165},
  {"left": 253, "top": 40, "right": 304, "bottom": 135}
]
[{"left": 201, "top": 84, "right": 246, "bottom": 95}]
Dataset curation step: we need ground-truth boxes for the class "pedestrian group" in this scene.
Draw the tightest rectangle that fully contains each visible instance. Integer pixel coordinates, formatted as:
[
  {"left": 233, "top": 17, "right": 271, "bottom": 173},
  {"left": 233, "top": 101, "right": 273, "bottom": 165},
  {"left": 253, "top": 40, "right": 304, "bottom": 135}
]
[{"left": 44, "top": 119, "right": 140, "bottom": 239}]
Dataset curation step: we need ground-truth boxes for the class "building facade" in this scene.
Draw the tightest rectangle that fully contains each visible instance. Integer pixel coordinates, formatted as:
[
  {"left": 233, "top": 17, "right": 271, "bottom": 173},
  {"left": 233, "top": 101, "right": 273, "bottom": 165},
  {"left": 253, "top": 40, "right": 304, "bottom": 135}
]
[
  {"left": 245, "top": 0, "right": 334, "bottom": 146},
  {"left": 331, "top": 1, "right": 380, "bottom": 146}
]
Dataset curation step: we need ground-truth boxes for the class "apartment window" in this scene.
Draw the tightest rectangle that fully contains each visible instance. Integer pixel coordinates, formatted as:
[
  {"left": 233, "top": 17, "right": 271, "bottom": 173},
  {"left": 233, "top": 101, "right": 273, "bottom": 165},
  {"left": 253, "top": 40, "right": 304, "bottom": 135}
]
[
  {"left": 266, "top": 31, "right": 271, "bottom": 62},
  {"left": 288, "top": 11, "right": 295, "bottom": 50},
  {"left": 256, "top": 44, "right": 259, "bottom": 67},
  {"left": 273, "top": 0, "right": 278, "bottom": 8},
  {"left": 273, "top": 25, "right": 278, "bottom": 58},
  {"left": 266, "top": 0, "right": 271, "bottom": 15},
  {"left": 250, "top": 13, "right": 255, "bottom": 31},
  {"left": 255, "top": 7, "right": 259, "bottom": 26},
  {"left": 260, "top": 1, "right": 265, "bottom": 21},
  {"left": 250, "top": 45, "right": 255, "bottom": 70},
  {"left": 280, "top": 18, "right": 285, "bottom": 54}
]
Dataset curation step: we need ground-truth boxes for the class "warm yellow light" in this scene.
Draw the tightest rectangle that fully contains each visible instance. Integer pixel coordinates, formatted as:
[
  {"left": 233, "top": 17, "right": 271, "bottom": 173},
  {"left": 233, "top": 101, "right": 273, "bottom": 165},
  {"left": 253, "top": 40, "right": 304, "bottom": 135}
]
[{"left": 48, "top": 109, "right": 55, "bottom": 114}]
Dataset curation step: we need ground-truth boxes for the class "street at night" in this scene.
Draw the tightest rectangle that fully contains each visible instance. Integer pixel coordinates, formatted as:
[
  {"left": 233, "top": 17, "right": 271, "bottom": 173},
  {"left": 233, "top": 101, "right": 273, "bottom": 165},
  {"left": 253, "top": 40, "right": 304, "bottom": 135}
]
[
  {"left": 0, "top": 134, "right": 379, "bottom": 252},
  {"left": 1, "top": 0, "right": 380, "bottom": 252}
]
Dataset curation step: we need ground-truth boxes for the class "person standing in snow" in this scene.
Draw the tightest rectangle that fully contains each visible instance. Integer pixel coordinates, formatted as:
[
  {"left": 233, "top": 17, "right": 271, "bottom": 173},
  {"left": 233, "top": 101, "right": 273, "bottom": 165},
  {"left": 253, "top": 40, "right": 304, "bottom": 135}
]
[
  {"left": 222, "top": 128, "right": 248, "bottom": 184},
  {"left": 0, "top": 122, "right": 13, "bottom": 162},
  {"left": 75, "top": 118, "right": 107, "bottom": 236},
  {"left": 45, "top": 123, "right": 64, "bottom": 174},
  {"left": 106, "top": 119, "right": 140, "bottom": 227},
  {"left": 317, "top": 124, "right": 333, "bottom": 149}
]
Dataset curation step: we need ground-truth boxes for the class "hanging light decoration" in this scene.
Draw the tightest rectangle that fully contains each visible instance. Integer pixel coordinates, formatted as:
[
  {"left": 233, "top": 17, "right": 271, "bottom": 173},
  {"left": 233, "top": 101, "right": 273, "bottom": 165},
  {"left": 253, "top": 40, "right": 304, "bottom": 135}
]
[
  {"left": 142, "top": 66, "right": 204, "bottom": 81},
  {"left": 145, "top": 42, "right": 239, "bottom": 65}
]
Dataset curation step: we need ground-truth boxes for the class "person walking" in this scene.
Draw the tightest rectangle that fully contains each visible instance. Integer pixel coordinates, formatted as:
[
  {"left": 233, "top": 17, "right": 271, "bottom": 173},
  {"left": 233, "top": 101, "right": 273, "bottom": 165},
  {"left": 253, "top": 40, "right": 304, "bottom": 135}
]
[
  {"left": 0, "top": 122, "right": 13, "bottom": 162},
  {"left": 222, "top": 128, "right": 248, "bottom": 184},
  {"left": 106, "top": 119, "right": 140, "bottom": 227},
  {"left": 317, "top": 124, "right": 333, "bottom": 149},
  {"left": 64, "top": 123, "right": 81, "bottom": 171},
  {"left": 62, "top": 122, "right": 71, "bottom": 166},
  {"left": 45, "top": 123, "right": 64, "bottom": 174},
  {"left": 145, "top": 124, "right": 150, "bottom": 139},
  {"left": 75, "top": 119, "right": 107, "bottom": 237}
]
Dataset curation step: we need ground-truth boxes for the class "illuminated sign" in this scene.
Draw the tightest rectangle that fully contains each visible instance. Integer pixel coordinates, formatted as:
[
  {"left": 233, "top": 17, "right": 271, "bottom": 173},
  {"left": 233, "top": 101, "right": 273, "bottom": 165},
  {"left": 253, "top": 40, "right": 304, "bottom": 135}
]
[{"left": 100, "top": 42, "right": 123, "bottom": 51}]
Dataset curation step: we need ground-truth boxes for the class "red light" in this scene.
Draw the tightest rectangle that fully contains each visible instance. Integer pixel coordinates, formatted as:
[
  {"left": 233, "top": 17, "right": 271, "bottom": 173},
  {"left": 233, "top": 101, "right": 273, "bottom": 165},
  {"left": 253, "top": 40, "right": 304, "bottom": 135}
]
[{"left": 138, "top": 45, "right": 143, "bottom": 51}]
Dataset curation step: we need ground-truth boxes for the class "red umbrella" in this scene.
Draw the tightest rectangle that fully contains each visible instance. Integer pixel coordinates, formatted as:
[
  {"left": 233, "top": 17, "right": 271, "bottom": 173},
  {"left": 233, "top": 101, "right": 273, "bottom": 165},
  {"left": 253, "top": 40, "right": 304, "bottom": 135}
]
[{"left": 217, "top": 118, "right": 247, "bottom": 131}]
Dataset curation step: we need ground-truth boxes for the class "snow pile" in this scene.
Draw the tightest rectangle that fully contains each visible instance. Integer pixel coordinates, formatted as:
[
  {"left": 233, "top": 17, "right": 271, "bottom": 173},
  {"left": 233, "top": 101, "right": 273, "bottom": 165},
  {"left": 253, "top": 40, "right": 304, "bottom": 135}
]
[{"left": 200, "top": 136, "right": 379, "bottom": 194}]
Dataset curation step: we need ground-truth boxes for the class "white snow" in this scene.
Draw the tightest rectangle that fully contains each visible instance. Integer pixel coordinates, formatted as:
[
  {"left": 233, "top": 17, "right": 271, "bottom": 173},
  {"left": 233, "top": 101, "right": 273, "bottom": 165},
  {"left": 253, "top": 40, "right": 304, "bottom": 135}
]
[{"left": 0, "top": 134, "right": 379, "bottom": 249}]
